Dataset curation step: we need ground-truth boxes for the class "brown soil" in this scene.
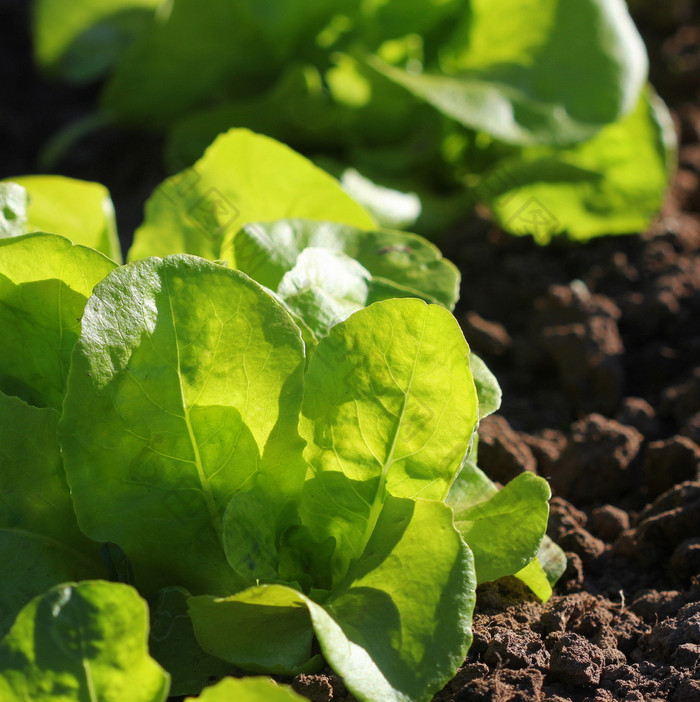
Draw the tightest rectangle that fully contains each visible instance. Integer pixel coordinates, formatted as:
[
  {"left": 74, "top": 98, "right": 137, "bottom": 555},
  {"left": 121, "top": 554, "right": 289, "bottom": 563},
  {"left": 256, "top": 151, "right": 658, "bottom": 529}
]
[{"left": 2, "top": 1, "right": 700, "bottom": 700}]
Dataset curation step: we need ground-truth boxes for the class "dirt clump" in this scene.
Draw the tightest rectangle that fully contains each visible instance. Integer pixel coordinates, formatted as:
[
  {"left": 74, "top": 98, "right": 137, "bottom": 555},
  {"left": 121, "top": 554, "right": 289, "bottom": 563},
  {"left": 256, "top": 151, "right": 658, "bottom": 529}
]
[{"left": 549, "top": 415, "right": 643, "bottom": 504}]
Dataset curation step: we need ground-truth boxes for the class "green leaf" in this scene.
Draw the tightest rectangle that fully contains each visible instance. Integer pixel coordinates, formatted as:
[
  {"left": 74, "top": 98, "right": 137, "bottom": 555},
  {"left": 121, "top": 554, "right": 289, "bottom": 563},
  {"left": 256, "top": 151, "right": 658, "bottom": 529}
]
[
  {"left": 192, "top": 498, "right": 475, "bottom": 702},
  {"left": 514, "top": 535, "right": 568, "bottom": 600},
  {"left": 189, "top": 586, "right": 320, "bottom": 675},
  {"left": 0, "top": 233, "right": 117, "bottom": 409},
  {"left": 299, "top": 299, "right": 478, "bottom": 582},
  {"left": 369, "top": 0, "right": 648, "bottom": 146},
  {"left": 9, "top": 176, "right": 122, "bottom": 262},
  {"left": 32, "top": 0, "right": 159, "bottom": 82},
  {"left": 128, "top": 130, "right": 375, "bottom": 263},
  {"left": 187, "top": 677, "right": 308, "bottom": 702},
  {"left": 536, "top": 535, "right": 568, "bottom": 586},
  {"left": 59, "top": 255, "right": 307, "bottom": 595},
  {"left": 447, "top": 461, "right": 564, "bottom": 599},
  {"left": 0, "top": 392, "right": 102, "bottom": 635},
  {"left": 0, "top": 183, "right": 28, "bottom": 238},
  {"left": 481, "top": 86, "right": 675, "bottom": 242},
  {"left": 0, "top": 581, "right": 170, "bottom": 702},
  {"left": 313, "top": 498, "right": 475, "bottom": 702},
  {"left": 236, "top": 219, "right": 460, "bottom": 310},
  {"left": 513, "top": 558, "right": 553, "bottom": 602},
  {"left": 148, "top": 587, "right": 237, "bottom": 697},
  {"left": 452, "top": 471, "right": 551, "bottom": 584},
  {"left": 470, "top": 353, "right": 502, "bottom": 419}
]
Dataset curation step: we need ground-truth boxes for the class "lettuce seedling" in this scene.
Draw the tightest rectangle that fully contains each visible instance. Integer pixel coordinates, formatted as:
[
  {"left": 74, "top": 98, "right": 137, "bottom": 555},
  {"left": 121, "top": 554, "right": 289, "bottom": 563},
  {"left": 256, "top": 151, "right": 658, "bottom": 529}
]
[
  {"left": 0, "top": 234, "right": 555, "bottom": 700},
  {"left": 33, "top": 0, "right": 674, "bottom": 240},
  {"left": 56, "top": 256, "right": 480, "bottom": 701},
  {"left": 0, "top": 131, "right": 561, "bottom": 700}
]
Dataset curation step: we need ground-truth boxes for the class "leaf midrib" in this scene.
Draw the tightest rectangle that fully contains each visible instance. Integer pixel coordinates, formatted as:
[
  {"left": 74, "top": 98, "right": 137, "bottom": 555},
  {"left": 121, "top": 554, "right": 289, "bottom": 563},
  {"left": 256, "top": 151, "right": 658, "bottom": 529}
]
[
  {"left": 357, "top": 311, "right": 428, "bottom": 556},
  {"left": 164, "top": 273, "right": 223, "bottom": 545}
]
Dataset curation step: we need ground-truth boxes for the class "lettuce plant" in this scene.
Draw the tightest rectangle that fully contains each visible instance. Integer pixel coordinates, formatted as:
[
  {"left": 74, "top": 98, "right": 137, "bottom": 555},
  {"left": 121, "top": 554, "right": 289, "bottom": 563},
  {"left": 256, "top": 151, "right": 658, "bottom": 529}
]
[
  {"left": 33, "top": 0, "right": 674, "bottom": 240},
  {"left": 0, "top": 131, "right": 561, "bottom": 701}
]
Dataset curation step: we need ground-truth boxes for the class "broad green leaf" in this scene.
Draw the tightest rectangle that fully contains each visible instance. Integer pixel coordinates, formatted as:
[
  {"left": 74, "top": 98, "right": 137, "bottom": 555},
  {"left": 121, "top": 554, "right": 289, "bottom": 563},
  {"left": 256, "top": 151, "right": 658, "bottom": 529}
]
[
  {"left": 365, "top": 277, "right": 443, "bottom": 307},
  {"left": 0, "top": 183, "right": 28, "bottom": 238},
  {"left": 264, "top": 292, "right": 319, "bottom": 357},
  {"left": 0, "top": 394, "right": 104, "bottom": 636},
  {"left": 299, "top": 299, "right": 478, "bottom": 582},
  {"left": 481, "top": 87, "right": 675, "bottom": 242},
  {"left": 221, "top": 485, "right": 336, "bottom": 595},
  {"left": 280, "top": 272, "right": 440, "bottom": 343},
  {"left": 236, "top": 219, "right": 460, "bottom": 310},
  {"left": 192, "top": 498, "right": 475, "bottom": 702},
  {"left": 148, "top": 587, "right": 236, "bottom": 697},
  {"left": 448, "top": 461, "right": 564, "bottom": 600},
  {"left": 536, "top": 535, "right": 568, "bottom": 586},
  {"left": 0, "top": 581, "right": 170, "bottom": 702},
  {"left": 452, "top": 471, "right": 550, "bottom": 584},
  {"left": 188, "top": 677, "right": 307, "bottom": 702},
  {"left": 9, "top": 176, "right": 121, "bottom": 262},
  {"left": 59, "top": 256, "right": 306, "bottom": 595},
  {"left": 128, "top": 130, "right": 375, "bottom": 263},
  {"left": 0, "top": 233, "right": 117, "bottom": 409},
  {"left": 369, "top": 0, "right": 647, "bottom": 146},
  {"left": 32, "top": 0, "right": 159, "bottom": 82},
  {"left": 189, "top": 586, "right": 320, "bottom": 675},
  {"left": 470, "top": 353, "right": 502, "bottom": 419},
  {"left": 314, "top": 498, "right": 475, "bottom": 702},
  {"left": 271, "top": 263, "right": 443, "bottom": 348}
]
